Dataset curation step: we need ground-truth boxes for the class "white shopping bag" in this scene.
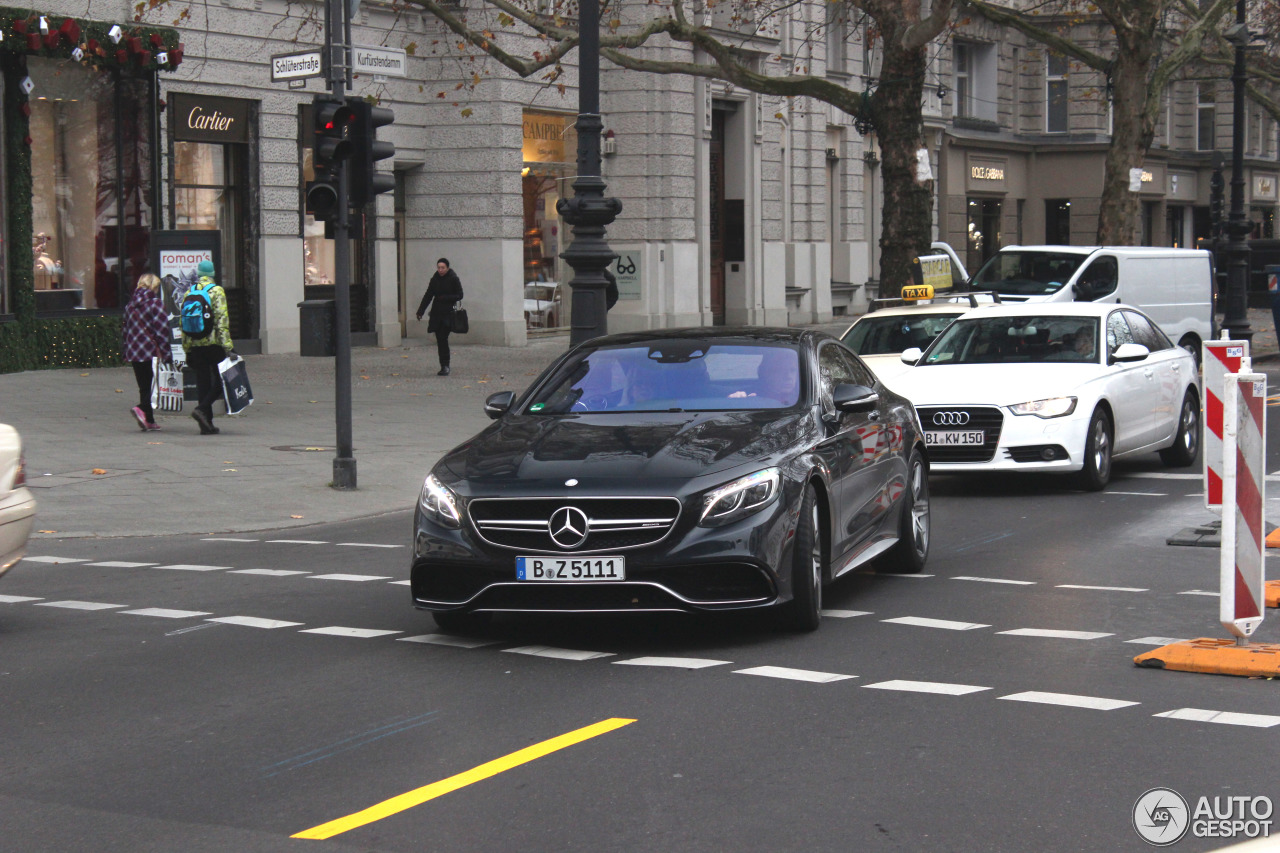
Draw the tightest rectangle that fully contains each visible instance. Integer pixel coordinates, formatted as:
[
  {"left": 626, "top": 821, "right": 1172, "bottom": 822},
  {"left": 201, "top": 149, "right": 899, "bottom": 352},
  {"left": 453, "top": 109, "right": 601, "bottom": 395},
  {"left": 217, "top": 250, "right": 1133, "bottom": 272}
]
[{"left": 151, "top": 357, "right": 183, "bottom": 413}]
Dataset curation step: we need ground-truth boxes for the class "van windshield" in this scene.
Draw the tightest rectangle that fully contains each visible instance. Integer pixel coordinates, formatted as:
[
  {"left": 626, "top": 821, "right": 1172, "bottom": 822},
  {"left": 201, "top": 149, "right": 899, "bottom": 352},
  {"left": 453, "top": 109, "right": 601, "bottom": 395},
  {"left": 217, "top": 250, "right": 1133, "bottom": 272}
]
[{"left": 970, "top": 251, "right": 1087, "bottom": 297}]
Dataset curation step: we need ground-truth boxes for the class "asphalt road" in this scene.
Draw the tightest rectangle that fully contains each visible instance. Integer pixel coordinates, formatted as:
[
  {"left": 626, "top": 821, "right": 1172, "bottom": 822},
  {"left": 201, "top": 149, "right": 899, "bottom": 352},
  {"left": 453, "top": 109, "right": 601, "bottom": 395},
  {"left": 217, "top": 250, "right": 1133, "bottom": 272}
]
[{"left": 5, "top": 430, "right": 1280, "bottom": 851}]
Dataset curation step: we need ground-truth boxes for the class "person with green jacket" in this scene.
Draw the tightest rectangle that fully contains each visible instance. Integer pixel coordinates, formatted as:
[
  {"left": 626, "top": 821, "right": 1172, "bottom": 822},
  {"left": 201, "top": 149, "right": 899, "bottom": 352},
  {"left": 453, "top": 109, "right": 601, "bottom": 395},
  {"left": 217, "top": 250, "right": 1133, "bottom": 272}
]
[{"left": 180, "top": 259, "right": 234, "bottom": 435}]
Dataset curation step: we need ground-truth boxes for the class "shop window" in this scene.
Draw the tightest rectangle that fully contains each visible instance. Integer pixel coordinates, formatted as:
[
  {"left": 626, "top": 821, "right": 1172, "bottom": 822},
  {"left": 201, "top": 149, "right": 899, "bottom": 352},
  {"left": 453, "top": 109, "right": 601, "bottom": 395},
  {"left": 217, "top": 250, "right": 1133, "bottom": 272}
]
[
  {"left": 522, "top": 110, "right": 576, "bottom": 331},
  {"left": 966, "top": 197, "right": 1002, "bottom": 272},
  {"left": 29, "top": 57, "right": 154, "bottom": 312}
]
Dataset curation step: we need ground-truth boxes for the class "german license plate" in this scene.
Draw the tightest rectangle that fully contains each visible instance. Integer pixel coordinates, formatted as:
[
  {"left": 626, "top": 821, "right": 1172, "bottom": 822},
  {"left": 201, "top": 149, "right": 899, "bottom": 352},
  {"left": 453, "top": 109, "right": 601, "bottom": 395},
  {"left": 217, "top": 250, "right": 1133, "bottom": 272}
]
[
  {"left": 926, "top": 430, "right": 985, "bottom": 446},
  {"left": 516, "top": 556, "right": 626, "bottom": 581}
]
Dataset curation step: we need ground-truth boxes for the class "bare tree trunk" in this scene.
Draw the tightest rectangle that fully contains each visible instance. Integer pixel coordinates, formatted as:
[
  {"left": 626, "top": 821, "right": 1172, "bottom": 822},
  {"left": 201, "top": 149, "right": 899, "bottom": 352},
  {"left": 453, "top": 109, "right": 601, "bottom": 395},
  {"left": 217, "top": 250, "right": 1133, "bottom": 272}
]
[
  {"left": 872, "top": 43, "right": 933, "bottom": 296},
  {"left": 1096, "top": 40, "right": 1157, "bottom": 245}
]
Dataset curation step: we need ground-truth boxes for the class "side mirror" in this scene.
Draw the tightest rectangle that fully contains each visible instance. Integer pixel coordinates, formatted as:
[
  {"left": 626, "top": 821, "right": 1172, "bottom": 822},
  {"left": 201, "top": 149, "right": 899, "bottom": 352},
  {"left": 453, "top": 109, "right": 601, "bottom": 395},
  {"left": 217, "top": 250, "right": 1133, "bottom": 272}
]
[
  {"left": 832, "top": 383, "right": 879, "bottom": 413},
  {"left": 484, "top": 390, "right": 516, "bottom": 419},
  {"left": 901, "top": 347, "right": 923, "bottom": 365},
  {"left": 1073, "top": 281, "right": 1094, "bottom": 302},
  {"left": 1111, "top": 342, "right": 1150, "bottom": 363}
]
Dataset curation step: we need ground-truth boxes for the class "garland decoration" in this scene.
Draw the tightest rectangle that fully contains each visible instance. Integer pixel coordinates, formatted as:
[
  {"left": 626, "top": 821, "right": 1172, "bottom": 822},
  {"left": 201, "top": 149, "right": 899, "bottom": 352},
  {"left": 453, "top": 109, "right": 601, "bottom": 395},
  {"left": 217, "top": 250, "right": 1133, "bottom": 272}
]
[{"left": 0, "top": 8, "right": 181, "bottom": 73}]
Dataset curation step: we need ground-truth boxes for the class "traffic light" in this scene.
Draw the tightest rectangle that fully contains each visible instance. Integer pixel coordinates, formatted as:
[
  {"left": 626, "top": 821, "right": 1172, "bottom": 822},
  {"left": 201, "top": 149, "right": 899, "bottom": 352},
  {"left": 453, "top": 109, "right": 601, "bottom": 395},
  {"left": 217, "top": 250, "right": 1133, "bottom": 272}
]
[
  {"left": 348, "top": 100, "right": 395, "bottom": 207},
  {"left": 305, "top": 96, "right": 357, "bottom": 222}
]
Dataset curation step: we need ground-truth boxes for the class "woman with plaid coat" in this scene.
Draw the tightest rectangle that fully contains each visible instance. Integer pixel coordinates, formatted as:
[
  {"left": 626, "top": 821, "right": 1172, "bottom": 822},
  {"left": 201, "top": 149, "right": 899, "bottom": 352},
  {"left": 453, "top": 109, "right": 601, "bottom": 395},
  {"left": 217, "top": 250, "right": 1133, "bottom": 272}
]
[{"left": 121, "top": 273, "right": 171, "bottom": 431}]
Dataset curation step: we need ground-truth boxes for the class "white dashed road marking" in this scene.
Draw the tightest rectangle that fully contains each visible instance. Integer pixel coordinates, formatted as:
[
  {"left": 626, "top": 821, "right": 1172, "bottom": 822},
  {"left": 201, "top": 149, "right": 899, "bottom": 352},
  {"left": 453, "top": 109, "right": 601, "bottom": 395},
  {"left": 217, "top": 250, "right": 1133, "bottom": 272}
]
[
  {"left": 733, "top": 666, "right": 855, "bottom": 683},
  {"left": 336, "top": 543, "right": 403, "bottom": 549},
  {"left": 230, "top": 569, "right": 310, "bottom": 577},
  {"left": 1104, "top": 491, "right": 1169, "bottom": 497},
  {"left": 121, "top": 608, "right": 213, "bottom": 619},
  {"left": 201, "top": 538, "right": 259, "bottom": 542},
  {"left": 300, "top": 627, "right": 403, "bottom": 638},
  {"left": 308, "top": 574, "right": 393, "bottom": 582},
  {"left": 85, "top": 561, "right": 158, "bottom": 568},
  {"left": 1056, "top": 584, "right": 1148, "bottom": 592},
  {"left": 388, "top": 580, "right": 411, "bottom": 586},
  {"left": 0, "top": 594, "right": 43, "bottom": 603},
  {"left": 1154, "top": 708, "right": 1280, "bottom": 728},
  {"left": 266, "top": 540, "right": 327, "bottom": 545},
  {"left": 503, "top": 645, "right": 614, "bottom": 661},
  {"left": 206, "top": 616, "right": 304, "bottom": 629},
  {"left": 821, "top": 609, "right": 873, "bottom": 618},
  {"left": 35, "top": 600, "right": 126, "bottom": 611},
  {"left": 398, "top": 634, "right": 501, "bottom": 649},
  {"left": 1179, "top": 590, "right": 1220, "bottom": 597},
  {"left": 614, "top": 657, "right": 731, "bottom": 669},
  {"left": 156, "top": 564, "right": 232, "bottom": 572},
  {"left": 863, "top": 680, "right": 991, "bottom": 696},
  {"left": 999, "top": 691, "right": 1139, "bottom": 711},
  {"left": 953, "top": 576, "right": 1036, "bottom": 585},
  {"left": 998, "top": 628, "right": 1114, "bottom": 640},
  {"left": 883, "top": 616, "right": 991, "bottom": 631},
  {"left": 21, "top": 556, "right": 88, "bottom": 564}
]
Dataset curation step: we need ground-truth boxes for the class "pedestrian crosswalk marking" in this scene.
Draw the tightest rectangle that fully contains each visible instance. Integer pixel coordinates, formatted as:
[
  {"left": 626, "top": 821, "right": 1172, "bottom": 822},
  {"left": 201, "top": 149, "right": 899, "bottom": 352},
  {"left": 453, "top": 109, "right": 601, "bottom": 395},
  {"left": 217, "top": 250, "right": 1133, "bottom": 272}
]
[
  {"left": 86, "top": 561, "right": 158, "bottom": 568},
  {"left": 35, "top": 600, "right": 126, "bottom": 611},
  {"left": 156, "top": 564, "right": 232, "bottom": 572},
  {"left": 300, "top": 626, "right": 403, "bottom": 638},
  {"left": 503, "top": 645, "right": 613, "bottom": 661},
  {"left": 999, "top": 691, "right": 1138, "bottom": 711},
  {"left": 1154, "top": 708, "right": 1280, "bottom": 728},
  {"left": 733, "top": 666, "right": 854, "bottom": 683},
  {"left": 883, "top": 616, "right": 990, "bottom": 631},
  {"left": 308, "top": 573, "right": 393, "bottom": 582},
  {"left": 863, "top": 680, "right": 989, "bottom": 696},
  {"left": 998, "top": 628, "right": 1113, "bottom": 640},
  {"left": 207, "top": 615, "right": 304, "bottom": 629},
  {"left": 121, "top": 608, "right": 213, "bottom": 619},
  {"left": 21, "top": 556, "right": 88, "bottom": 564}
]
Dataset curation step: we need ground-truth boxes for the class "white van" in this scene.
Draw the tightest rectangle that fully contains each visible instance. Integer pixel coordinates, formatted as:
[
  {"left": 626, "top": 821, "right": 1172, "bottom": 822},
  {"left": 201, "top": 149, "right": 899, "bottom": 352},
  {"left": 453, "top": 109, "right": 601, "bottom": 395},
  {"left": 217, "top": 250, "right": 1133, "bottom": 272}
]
[{"left": 967, "top": 246, "right": 1214, "bottom": 358}]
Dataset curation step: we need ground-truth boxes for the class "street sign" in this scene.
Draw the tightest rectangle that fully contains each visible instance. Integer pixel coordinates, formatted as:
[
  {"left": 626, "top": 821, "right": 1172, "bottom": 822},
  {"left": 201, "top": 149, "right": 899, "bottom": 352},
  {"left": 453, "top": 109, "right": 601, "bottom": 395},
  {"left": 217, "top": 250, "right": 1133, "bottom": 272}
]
[
  {"left": 1220, "top": 362, "right": 1266, "bottom": 638},
  {"left": 1204, "top": 338, "right": 1247, "bottom": 512},
  {"left": 352, "top": 45, "right": 407, "bottom": 78},
  {"left": 272, "top": 50, "right": 323, "bottom": 82}
]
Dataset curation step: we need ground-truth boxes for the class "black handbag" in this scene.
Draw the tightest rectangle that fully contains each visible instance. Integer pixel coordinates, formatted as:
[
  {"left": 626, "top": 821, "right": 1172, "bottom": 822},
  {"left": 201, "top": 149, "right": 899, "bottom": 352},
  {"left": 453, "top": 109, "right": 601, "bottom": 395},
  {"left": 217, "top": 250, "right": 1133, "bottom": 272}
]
[{"left": 452, "top": 302, "right": 469, "bottom": 334}]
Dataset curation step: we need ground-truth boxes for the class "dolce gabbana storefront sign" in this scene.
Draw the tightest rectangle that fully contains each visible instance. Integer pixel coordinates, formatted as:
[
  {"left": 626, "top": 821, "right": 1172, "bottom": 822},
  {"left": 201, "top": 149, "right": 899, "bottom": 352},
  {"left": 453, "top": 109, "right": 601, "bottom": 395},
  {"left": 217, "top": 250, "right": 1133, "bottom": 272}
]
[
  {"left": 171, "top": 92, "right": 251, "bottom": 144},
  {"left": 966, "top": 157, "right": 1008, "bottom": 191}
]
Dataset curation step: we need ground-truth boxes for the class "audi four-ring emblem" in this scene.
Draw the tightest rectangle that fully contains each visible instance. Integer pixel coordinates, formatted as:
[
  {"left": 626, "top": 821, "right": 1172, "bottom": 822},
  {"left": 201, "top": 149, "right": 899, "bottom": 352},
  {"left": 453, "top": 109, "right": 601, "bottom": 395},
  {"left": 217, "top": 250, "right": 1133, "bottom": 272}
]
[
  {"left": 932, "top": 411, "right": 970, "bottom": 426},
  {"left": 548, "top": 506, "right": 590, "bottom": 549}
]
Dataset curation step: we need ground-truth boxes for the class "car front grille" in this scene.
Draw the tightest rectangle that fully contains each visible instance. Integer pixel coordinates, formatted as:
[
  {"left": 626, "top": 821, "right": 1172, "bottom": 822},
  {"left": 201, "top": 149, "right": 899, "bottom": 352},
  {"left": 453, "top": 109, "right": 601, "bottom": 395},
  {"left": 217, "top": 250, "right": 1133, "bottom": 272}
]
[
  {"left": 468, "top": 496, "right": 681, "bottom": 554},
  {"left": 918, "top": 406, "right": 1005, "bottom": 462}
]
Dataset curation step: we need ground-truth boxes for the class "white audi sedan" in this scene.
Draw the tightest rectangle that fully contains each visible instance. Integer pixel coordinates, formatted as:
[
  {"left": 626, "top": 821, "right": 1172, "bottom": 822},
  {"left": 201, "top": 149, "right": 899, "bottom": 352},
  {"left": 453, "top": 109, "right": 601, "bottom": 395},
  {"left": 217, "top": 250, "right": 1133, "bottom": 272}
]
[
  {"left": 0, "top": 424, "right": 36, "bottom": 577},
  {"left": 893, "top": 303, "right": 1200, "bottom": 490}
]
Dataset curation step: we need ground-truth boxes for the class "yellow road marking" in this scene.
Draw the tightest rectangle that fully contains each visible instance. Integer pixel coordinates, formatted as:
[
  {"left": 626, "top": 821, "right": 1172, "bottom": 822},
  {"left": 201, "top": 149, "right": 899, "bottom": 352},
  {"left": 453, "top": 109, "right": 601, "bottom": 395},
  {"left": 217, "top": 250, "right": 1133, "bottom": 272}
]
[{"left": 292, "top": 717, "right": 636, "bottom": 840}]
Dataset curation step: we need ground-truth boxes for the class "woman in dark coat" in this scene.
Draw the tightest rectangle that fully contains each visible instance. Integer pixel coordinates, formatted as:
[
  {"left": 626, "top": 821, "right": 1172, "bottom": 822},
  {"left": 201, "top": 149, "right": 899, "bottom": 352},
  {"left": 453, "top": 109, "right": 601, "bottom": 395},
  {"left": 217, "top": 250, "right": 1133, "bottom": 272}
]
[{"left": 415, "top": 258, "right": 464, "bottom": 375}]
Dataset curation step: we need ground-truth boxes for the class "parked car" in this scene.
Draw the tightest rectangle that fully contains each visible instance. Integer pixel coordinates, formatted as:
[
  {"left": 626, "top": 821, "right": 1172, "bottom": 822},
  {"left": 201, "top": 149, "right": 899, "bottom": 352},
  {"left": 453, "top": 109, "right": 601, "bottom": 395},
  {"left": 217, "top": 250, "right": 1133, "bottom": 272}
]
[
  {"left": 410, "top": 329, "right": 930, "bottom": 633},
  {"left": 523, "top": 282, "right": 562, "bottom": 329},
  {"left": 839, "top": 290, "right": 996, "bottom": 390},
  {"left": 967, "top": 246, "right": 1213, "bottom": 361},
  {"left": 893, "top": 303, "right": 1200, "bottom": 490},
  {"left": 0, "top": 424, "right": 37, "bottom": 578}
]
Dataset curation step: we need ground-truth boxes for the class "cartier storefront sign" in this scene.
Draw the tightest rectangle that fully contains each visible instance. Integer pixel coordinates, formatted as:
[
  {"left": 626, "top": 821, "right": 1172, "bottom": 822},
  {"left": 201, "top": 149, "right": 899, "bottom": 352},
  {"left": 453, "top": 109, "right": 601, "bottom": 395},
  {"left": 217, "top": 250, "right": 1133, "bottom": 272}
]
[{"left": 172, "top": 92, "right": 251, "bottom": 144}]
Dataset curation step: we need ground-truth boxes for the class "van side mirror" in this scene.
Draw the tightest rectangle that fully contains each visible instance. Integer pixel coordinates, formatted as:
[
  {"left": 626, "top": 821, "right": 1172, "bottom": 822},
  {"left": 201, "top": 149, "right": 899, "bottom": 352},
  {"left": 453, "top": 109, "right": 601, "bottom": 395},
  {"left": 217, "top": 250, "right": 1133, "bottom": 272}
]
[
  {"left": 1073, "top": 281, "right": 1094, "bottom": 301},
  {"left": 901, "top": 347, "right": 923, "bottom": 365},
  {"left": 484, "top": 390, "right": 515, "bottom": 419},
  {"left": 1110, "top": 342, "right": 1150, "bottom": 363}
]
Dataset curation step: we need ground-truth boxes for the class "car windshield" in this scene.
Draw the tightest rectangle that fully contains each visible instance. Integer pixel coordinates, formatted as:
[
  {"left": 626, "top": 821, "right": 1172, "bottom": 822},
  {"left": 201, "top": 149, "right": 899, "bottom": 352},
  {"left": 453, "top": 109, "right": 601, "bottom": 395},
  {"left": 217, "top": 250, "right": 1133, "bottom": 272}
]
[
  {"left": 921, "top": 316, "right": 1101, "bottom": 365},
  {"left": 969, "top": 251, "right": 1087, "bottom": 297},
  {"left": 526, "top": 341, "right": 803, "bottom": 413},
  {"left": 842, "top": 313, "right": 963, "bottom": 355}
]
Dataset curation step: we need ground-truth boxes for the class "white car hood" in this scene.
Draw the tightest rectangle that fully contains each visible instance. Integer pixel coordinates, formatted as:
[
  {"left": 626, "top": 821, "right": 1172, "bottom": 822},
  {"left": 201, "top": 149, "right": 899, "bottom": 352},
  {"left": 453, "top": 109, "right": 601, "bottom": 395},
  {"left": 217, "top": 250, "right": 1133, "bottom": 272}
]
[
  {"left": 861, "top": 354, "right": 915, "bottom": 390},
  {"left": 892, "top": 362, "right": 1104, "bottom": 407}
]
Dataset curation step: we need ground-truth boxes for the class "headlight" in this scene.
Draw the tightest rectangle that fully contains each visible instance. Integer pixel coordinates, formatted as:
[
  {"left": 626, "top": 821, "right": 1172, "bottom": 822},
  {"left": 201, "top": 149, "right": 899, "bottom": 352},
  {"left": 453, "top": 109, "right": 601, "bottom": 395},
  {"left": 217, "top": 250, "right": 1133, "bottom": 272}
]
[
  {"left": 699, "top": 468, "right": 780, "bottom": 527},
  {"left": 1009, "top": 396, "right": 1078, "bottom": 418},
  {"left": 419, "top": 473, "right": 462, "bottom": 528}
]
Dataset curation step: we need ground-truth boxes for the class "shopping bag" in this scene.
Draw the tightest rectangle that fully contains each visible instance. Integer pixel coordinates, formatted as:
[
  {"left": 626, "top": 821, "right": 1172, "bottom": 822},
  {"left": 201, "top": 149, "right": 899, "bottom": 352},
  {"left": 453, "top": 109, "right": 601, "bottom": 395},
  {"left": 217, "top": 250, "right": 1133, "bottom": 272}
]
[
  {"left": 218, "top": 355, "right": 254, "bottom": 416},
  {"left": 452, "top": 303, "right": 469, "bottom": 334},
  {"left": 150, "top": 357, "right": 184, "bottom": 413}
]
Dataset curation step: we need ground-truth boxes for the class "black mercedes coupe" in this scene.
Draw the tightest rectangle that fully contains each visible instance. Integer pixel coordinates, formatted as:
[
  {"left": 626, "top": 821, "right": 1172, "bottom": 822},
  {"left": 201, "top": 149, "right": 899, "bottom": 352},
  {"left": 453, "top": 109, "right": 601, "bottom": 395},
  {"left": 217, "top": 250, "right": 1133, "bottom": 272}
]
[{"left": 411, "top": 328, "right": 930, "bottom": 632}]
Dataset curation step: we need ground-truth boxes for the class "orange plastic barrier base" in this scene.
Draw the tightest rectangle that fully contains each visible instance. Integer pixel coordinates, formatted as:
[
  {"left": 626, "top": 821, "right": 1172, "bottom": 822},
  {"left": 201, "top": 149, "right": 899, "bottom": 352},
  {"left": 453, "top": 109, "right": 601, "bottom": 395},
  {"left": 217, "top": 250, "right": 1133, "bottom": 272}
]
[
  {"left": 1267, "top": 580, "right": 1280, "bottom": 609},
  {"left": 1134, "top": 638, "right": 1280, "bottom": 677},
  {"left": 1266, "top": 528, "right": 1280, "bottom": 549}
]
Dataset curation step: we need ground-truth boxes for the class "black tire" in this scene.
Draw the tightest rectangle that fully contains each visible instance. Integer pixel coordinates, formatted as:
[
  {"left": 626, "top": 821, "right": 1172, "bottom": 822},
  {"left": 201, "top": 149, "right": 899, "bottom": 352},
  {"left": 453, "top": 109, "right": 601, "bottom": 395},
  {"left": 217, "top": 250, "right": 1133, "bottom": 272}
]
[
  {"left": 881, "top": 449, "right": 930, "bottom": 573},
  {"left": 783, "top": 483, "right": 824, "bottom": 633},
  {"left": 1178, "top": 335, "right": 1201, "bottom": 368},
  {"left": 1159, "top": 390, "right": 1200, "bottom": 467},
  {"left": 432, "top": 609, "right": 493, "bottom": 634},
  {"left": 1077, "top": 408, "right": 1113, "bottom": 491}
]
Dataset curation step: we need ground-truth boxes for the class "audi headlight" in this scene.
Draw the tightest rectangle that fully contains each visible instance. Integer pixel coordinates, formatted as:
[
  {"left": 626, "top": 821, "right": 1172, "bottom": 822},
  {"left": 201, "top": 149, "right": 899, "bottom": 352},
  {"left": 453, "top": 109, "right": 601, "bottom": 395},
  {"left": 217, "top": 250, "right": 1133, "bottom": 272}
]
[
  {"left": 1009, "top": 396, "right": 1078, "bottom": 418},
  {"left": 419, "top": 473, "right": 462, "bottom": 528},
  {"left": 699, "top": 468, "right": 780, "bottom": 527}
]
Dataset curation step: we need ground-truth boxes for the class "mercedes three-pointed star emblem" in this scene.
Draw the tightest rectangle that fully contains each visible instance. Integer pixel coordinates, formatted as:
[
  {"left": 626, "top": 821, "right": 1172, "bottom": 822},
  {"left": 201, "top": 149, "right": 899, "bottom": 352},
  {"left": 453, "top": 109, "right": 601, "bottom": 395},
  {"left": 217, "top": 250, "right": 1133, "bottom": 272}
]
[{"left": 548, "top": 506, "right": 589, "bottom": 549}]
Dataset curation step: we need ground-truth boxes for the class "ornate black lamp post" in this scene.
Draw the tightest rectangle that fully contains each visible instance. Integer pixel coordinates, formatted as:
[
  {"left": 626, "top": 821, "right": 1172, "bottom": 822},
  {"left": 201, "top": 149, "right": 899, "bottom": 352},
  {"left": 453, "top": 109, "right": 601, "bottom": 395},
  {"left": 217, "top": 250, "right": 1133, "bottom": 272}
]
[
  {"left": 1220, "top": 0, "right": 1254, "bottom": 342},
  {"left": 557, "top": 0, "right": 622, "bottom": 346}
]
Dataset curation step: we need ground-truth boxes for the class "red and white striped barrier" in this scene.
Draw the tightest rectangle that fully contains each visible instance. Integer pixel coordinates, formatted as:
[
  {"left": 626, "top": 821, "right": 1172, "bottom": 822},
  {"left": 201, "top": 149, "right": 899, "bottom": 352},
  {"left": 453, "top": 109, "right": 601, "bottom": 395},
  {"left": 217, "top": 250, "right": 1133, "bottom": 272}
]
[
  {"left": 1204, "top": 339, "right": 1247, "bottom": 512},
  {"left": 1220, "top": 361, "right": 1266, "bottom": 639}
]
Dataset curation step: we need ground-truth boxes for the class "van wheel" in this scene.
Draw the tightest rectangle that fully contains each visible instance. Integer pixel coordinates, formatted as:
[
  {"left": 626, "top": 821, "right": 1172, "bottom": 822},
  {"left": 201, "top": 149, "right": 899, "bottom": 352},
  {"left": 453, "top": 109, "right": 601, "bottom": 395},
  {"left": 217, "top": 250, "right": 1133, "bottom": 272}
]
[
  {"left": 1159, "top": 390, "right": 1200, "bottom": 467},
  {"left": 1178, "top": 335, "right": 1201, "bottom": 368},
  {"left": 1077, "top": 408, "right": 1113, "bottom": 491}
]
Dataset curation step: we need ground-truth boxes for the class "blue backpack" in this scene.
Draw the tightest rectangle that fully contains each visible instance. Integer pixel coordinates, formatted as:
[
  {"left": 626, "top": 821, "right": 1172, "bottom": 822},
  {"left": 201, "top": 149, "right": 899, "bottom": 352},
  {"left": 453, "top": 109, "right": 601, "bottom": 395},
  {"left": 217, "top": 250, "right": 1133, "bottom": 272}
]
[{"left": 181, "top": 283, "right": 214, "bottom": 336}]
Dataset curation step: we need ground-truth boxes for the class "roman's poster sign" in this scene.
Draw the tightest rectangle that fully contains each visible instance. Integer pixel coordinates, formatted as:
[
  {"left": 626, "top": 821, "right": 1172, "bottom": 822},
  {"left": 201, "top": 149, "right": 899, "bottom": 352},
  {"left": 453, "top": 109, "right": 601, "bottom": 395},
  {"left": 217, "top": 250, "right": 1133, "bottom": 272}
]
[{"left": 172, "top": 92, "right": 250, "bottom": 144}]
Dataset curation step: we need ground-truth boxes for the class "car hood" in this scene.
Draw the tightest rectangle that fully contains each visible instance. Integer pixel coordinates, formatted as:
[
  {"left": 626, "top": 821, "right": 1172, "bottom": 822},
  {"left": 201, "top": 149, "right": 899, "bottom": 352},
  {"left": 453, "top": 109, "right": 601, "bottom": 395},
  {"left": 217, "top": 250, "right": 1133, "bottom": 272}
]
[
  {"left": 860, "top": 354, "right": 915, "bottom": 391},
  {"left": 892, "top": 363, "right": 1103, "bottom": 407},
  {"left": 436, "top": 410, "right": 815, "bottom": 492}
]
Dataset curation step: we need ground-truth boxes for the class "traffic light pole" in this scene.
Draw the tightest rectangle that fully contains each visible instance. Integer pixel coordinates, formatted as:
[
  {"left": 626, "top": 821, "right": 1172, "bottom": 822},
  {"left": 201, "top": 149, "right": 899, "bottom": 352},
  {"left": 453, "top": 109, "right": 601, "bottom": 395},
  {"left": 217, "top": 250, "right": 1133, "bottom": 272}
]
[{"left": 326, "top": 0, "right": 356, "bottom": 489}]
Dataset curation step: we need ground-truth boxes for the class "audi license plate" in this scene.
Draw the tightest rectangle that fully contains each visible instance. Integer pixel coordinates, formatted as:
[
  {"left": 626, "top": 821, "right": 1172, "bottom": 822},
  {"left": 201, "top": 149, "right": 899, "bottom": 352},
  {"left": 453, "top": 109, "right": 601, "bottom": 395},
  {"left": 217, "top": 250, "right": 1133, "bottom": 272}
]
[
  {"left": 926, "top": 430, "right": 985, "bottom": 446},
  {"left": 516, "top": 556, "right": 626, "bottom": 581}
]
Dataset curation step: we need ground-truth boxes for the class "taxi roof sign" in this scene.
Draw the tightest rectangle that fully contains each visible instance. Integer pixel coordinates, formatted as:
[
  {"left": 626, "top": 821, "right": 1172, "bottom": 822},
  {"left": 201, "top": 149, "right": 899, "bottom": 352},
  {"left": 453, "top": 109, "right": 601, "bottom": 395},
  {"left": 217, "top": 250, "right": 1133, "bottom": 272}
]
[{"left": 902, "top": 284, "right": 934, "bottom": 301}]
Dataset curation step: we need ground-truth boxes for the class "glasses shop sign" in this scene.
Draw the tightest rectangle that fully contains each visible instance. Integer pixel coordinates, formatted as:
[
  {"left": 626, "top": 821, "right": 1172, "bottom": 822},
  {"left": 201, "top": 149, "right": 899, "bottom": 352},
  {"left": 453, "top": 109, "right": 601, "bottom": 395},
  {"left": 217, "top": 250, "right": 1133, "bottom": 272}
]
[{"left": 172, "top": 92, "right": 250, "bottom": 145}]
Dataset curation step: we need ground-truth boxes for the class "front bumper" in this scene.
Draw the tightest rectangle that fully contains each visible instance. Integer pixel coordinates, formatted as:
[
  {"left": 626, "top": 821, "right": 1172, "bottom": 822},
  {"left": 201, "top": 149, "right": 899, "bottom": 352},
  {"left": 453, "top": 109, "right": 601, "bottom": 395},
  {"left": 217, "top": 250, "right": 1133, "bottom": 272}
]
[
  {"left": 410, "top": 496, "right": 794, "bottom": 615},
  {"left": 0, "top": 487, "right": 37, "bottom": 577},
  {"left": 924, "top": 406, "right": 1091, "bottom": 474}
]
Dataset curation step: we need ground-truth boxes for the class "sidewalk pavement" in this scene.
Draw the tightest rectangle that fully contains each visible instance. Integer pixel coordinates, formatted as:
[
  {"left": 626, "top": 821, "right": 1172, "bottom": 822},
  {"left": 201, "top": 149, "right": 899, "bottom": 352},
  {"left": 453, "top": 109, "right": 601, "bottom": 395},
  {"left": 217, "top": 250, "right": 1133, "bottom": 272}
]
[{"left": 3, "top": 309, "right": 1276, "bottom": 541}]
